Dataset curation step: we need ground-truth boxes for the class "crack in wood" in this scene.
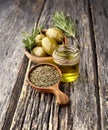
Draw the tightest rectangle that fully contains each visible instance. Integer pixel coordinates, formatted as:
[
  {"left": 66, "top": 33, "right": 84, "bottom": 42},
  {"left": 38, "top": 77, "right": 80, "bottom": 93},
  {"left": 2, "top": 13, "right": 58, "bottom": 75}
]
[
  {"left": 88, "top": 1, "right": 102, "bottom": 130},
  {"left": 36, "top": 0, "right": 47, "bottom": 27}
]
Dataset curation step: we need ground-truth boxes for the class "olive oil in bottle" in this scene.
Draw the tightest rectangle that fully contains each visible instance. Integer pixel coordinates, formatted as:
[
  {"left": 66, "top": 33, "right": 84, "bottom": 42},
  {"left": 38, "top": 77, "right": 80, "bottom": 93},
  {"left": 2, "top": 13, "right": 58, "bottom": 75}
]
[{"left": 53, "top": 45, "right": 80, "bottom": 82}]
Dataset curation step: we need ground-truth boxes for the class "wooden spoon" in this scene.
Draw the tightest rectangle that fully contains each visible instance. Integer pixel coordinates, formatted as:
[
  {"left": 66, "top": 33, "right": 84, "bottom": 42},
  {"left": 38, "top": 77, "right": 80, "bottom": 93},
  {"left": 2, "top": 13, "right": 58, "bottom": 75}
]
[{"left": 27, "top": 63, "right": 69, "bottom": 105}]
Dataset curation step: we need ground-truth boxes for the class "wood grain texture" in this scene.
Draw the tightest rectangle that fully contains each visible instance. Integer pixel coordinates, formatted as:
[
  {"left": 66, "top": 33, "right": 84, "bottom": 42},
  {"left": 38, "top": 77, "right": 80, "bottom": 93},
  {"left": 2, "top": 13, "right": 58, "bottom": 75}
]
[
  {"left": 10, "top": 0, "right": 99, "bottom": 130},
  {"left": 0, "top": 0, "right": 46, "bottom": 129},
  {"left": 2, "top": 55, "right": 29, "bottom": 130},
  {"left": 1, "top": 0, "right": 107, "bottom": 129},
  {"left": 89, "top": 0, "right": 108, "bottom": 130}
]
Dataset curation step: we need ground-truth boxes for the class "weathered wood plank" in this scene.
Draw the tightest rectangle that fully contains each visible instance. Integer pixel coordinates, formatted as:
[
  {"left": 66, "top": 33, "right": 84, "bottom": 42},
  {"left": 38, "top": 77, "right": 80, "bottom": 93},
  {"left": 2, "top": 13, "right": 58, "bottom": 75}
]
[
  {"left": 66, "top": 0, "right": 99, "bottom": 129},
  {"left": 10, "top": 0, "right": 99, "bottom": 130},
  {"left": 2, "top": 55, "right": 29, "bottom": 130},
  {"left": 0, "top": 0, "right": 46, "bottom": 129},
  {"left": 89, "top": 0, "right": 108, "bottom": 130}
]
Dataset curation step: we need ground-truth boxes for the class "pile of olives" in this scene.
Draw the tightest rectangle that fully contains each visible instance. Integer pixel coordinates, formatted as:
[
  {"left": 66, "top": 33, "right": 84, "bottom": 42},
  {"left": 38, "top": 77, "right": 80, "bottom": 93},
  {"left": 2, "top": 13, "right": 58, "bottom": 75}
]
[{"left": 32, "top": 28, "right": 64, "bottom": 57}]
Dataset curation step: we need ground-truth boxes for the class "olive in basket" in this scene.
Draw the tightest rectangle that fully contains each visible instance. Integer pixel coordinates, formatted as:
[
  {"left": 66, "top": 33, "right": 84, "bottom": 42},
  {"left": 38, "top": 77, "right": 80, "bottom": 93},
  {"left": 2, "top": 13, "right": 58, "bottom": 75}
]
[{"left": 22, "top": 26, "right": 67, "bottom": 63}]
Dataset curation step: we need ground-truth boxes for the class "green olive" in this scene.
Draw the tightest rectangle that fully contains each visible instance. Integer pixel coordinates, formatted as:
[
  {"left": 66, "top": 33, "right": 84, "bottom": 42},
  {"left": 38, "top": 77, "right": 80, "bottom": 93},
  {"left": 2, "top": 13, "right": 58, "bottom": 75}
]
[
  {"left": 35, "top": 34, "right": 45, "bottom": 46},
  {"left": 32, "top": 46, "right": 47, "bottom": 57},
  {"left": 46, "top": 28, "right": 64, "bottom": 43},
  {"left": 42, "top": 37, "right": 57, "bottom": 55}
]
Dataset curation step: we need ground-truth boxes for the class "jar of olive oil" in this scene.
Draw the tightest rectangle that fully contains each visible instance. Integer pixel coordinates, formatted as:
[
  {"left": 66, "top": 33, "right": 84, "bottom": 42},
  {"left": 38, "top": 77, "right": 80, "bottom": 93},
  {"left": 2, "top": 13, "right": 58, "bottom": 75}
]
[{"left": 53, "top": 45, "right": 80, "bottom": 82}]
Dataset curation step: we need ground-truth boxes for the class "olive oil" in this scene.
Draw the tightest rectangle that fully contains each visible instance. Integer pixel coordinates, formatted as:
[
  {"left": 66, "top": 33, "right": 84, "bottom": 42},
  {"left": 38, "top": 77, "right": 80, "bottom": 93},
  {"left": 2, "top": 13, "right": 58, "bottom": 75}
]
[
  {"left": 57, "top": 63, "right": 79, "bottom": 82},
  {"left": 53, "top": 45, "right": 80, "bottom": 82}
]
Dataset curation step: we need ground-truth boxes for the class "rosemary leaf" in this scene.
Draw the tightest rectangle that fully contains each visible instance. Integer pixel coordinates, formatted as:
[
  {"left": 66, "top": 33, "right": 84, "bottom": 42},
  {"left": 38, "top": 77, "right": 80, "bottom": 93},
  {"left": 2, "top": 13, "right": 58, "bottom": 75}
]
[
  {"left": 52, "top": 12, "right": 76, "bottom": 38},
  {"left": 22, "top": 24, "right": 43, "bottom": 51}
]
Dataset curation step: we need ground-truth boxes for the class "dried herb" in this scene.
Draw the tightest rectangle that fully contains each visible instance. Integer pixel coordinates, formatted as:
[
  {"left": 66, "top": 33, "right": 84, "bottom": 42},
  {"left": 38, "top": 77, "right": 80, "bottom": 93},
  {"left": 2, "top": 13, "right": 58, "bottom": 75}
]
[{"left": 30, "top": 65, "right": 60, "bottom": 87}]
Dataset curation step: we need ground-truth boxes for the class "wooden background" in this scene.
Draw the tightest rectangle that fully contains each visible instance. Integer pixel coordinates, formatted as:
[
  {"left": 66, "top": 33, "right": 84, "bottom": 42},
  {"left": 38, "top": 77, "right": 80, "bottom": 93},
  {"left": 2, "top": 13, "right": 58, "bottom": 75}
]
[{"left": 0, "top": 0, "right": 108, "bottom": 130}]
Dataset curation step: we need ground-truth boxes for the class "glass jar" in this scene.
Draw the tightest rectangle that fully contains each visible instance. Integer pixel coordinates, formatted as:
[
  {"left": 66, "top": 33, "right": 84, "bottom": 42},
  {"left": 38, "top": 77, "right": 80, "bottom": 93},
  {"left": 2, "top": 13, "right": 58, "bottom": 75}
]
[{"left": 52, "top": 45, "right": 80, "bottom": 82}]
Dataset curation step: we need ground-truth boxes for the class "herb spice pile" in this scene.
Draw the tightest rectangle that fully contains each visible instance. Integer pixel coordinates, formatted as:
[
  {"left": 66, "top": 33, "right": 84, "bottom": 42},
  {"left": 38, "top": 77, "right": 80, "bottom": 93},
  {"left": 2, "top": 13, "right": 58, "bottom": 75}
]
[{"left": 29, "top": 65, "right": 60, "bottom": 87}]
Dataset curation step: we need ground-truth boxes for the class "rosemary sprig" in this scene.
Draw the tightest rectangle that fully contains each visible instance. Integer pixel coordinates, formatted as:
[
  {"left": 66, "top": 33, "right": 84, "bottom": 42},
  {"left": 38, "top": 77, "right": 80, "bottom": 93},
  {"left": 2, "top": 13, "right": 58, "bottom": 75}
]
[
  {"left": 52, "top": 12, "right": 76, "bottom": 38},
  {"left": 22, "top": 24, "right": 43, "bottom": 51}
]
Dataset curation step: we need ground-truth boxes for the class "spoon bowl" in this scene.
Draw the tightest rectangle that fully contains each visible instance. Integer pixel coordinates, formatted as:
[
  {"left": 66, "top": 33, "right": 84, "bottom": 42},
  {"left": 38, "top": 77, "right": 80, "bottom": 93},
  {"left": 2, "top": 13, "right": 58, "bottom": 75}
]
[{"left": 27, "top": 63, "right": 69, "bottom": 105}]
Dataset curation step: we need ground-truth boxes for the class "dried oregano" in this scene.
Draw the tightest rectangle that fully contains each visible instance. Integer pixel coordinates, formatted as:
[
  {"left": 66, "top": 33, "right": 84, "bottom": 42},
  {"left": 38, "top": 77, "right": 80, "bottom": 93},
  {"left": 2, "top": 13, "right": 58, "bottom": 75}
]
[{"left": 30, "top": 65, "right": 60, "bottom": 87}]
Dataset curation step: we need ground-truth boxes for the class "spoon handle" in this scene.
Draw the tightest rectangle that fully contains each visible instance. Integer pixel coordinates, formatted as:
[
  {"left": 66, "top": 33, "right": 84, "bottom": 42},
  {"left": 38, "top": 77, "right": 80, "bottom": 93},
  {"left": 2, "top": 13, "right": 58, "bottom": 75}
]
[{"left": 52, "top": 85, "right": 69, "bottom": 105}]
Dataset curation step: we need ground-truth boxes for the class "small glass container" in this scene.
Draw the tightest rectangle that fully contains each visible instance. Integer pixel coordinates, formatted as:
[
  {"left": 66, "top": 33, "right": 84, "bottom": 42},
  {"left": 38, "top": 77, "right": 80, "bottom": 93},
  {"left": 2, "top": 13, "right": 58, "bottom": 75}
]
[{"left": 52, "top": 45, "right": 80, "bottom": 82}]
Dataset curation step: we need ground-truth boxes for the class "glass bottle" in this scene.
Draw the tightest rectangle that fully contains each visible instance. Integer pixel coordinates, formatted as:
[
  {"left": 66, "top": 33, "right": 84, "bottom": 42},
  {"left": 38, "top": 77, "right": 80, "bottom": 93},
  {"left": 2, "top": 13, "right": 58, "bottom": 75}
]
[{"left": 53, "top": 45, "right": 80, "bottom": 82}]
